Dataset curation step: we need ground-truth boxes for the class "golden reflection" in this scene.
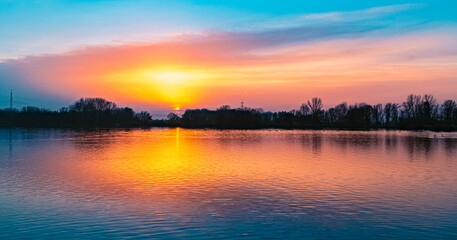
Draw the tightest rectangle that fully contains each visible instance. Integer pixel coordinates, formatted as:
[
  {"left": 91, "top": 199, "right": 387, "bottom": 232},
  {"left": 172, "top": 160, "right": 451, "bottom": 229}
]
[
  {"left": 176, "top": 127, "right": 180, "bottom": 148},
  {"left": 45, "top": 129, "right": 457, "bottom": 204},
  {"left": 52, "top": 129, "right": 201, "bottom": 196}
]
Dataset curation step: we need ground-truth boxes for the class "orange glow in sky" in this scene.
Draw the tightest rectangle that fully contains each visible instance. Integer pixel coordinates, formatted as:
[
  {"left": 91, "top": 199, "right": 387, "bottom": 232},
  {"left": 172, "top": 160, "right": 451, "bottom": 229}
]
[{"left": 2, "top": 20, "right": 457, "bottom": 114}]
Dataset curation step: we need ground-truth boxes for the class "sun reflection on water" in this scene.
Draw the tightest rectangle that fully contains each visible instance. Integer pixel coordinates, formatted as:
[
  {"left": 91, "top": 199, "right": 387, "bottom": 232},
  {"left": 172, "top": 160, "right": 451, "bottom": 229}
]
[{"left": 1, "top": 129, "right": 457, "bottom": 239}]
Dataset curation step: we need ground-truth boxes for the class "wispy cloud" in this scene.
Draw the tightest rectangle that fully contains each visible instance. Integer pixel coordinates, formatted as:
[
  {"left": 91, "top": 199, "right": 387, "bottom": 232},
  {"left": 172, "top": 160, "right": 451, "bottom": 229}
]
[
  {"left": 237, "top": 4, "right": 424, "bottom": 32},
  {"left": 300, "top": 4, "right": 423, "bottom": 22}
]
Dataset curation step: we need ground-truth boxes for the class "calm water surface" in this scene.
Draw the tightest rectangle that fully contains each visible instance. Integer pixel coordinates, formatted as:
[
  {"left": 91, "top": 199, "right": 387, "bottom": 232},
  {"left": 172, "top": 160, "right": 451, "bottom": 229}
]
[{"left": 0, "top": 128, "right": 456, "bottom": 239}]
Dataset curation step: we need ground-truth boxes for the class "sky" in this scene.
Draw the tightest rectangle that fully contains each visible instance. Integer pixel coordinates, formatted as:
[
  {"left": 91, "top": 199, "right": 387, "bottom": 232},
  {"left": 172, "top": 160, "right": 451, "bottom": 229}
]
[{"left": 1, "top": 0, "right": 457, "bottom": 117}]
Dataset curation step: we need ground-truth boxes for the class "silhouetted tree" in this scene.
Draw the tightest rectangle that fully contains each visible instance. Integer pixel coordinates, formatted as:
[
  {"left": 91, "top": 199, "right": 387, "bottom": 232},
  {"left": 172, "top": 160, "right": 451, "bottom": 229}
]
[
  {"left": 441, "top": 100, "right": 457, "bottom": 125},
  {"left": 217, "top": 105, "right": 231, "bottom": 111},
  {"left": 70, "top": 98, "right": 117, "bottom": 113},
  {"left": 299, "top": 103, "right": 310, "bottom": 116},
  {"left": 325, "top": 102, "right": 348, "bottom": 127},
  {"left": 346, "top": 103, "right": 372, "bottom": 129},
  {"left": 371, "top": 104, "right": 383, "bottom": 128},
  {"left": 402, "top": 94, "right": 421, "bottom": 120},
  {"left": 384, "top": 103, "right": 399, "bottom": 127},
  {"left": 334, "top": 102, "right": 348, "bottom": 121},
  {"left": 420, "top": 94, "right": 438, "bottom": 121},
  {"left": 307, "top": 97, "right": 323, "bottom": 123},
  {"left": 136, "top": 111, "right": 152, "bottom": 124},
  {"left": 167, "top": 112, "right": 179, "bottom": 121}
]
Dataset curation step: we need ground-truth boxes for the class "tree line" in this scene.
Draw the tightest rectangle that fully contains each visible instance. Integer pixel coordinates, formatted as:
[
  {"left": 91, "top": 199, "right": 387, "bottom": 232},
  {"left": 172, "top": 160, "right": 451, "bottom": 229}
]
[
  {"left": 1, "top": 94, "right": 456, "bottom": 130},
  {"left": 0, "top": 98, "right": 166, "bottom": 128},
  {"left": 171, "top": 94, "right": 457, "bottom": 131}
]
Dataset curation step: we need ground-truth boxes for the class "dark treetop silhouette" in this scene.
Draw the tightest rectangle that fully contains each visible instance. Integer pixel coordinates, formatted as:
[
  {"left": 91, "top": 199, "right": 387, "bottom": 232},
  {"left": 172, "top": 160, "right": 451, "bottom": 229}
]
[{"left": 1, "top": 95, "right": 456, "bottom": 131}]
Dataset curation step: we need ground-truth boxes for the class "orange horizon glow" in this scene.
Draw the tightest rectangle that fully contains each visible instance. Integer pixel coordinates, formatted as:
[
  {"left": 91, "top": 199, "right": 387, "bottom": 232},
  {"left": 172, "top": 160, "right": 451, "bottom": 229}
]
[{"left": 3, "top": 29, "right": 457, "bottom": 111}]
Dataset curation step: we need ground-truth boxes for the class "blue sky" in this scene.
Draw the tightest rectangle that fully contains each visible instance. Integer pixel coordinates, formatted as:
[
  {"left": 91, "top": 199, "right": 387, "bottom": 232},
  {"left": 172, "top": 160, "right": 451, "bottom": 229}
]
[{"left": 1, "top": 0, "right": 456, "bottom": 60}]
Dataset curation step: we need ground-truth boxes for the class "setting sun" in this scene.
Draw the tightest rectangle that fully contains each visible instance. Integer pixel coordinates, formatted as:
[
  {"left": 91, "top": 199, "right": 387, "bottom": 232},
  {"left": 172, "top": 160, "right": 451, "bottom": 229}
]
[{"left": 98, "top": 68, "right": 210, "bottom": 109}]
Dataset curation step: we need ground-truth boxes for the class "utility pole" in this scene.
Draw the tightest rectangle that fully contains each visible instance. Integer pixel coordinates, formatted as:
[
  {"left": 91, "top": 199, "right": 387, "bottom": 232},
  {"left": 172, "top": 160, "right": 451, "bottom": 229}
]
[
  {"left": 241, "top": 99, "right": 244, "bottom": 109},
  {"left": 9, "top": 89, "right": 13, "bottom": 110}
]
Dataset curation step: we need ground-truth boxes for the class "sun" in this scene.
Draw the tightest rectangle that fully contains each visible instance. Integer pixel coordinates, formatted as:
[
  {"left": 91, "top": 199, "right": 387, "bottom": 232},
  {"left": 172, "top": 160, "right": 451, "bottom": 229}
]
[{"left": 104, "top": 68, "right": 209, "bottom": 108}]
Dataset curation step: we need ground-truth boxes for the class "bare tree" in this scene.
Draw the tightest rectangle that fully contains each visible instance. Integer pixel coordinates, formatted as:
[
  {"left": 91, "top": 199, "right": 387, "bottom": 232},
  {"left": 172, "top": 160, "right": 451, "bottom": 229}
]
[
  {"left": 136, "top": 111, "right": 152, "bottom": 123},
  {"left": 299, "top": 103, "right": 310, "bottom": 116},
  {"left": 372, "top": 104, "right": 383, "bottom": 126},
  {"left": 402, "top": 94, "right": 421, "bottom": 119},
  {"left": 217, "top": 105, "right": 231, "bottom": 111},
  {"left": 442, "top": 100, "right": 457, "bottom": 122},
  {"left": 70, "top": 98, "right": 117, "bottom": 112},
  {"left": 384, "top": 103, "right": 399, "bottom": 126},
  {"left": 167, "top": 112, "right": 179, "bottom": 121},
  {"left": 307, "top": 97, "right": 323, "bottom": 117},
  {"left": 422, "top": 94, "right": 438, "bottom": 120}
]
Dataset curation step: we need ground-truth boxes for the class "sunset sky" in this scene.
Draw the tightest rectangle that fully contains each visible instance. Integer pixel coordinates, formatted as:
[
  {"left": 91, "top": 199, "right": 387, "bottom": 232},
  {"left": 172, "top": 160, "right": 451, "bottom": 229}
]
[{"left": 1, "top": 0, "right": 457, "bottom": 117}]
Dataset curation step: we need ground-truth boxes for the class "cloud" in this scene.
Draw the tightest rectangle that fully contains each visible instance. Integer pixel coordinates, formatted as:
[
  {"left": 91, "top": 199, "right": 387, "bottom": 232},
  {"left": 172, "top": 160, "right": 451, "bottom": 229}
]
[
  {"left": 1, "top": 21, "right": 382, "bottom": 69},
  {"left": 0, "top": 4, "right": 456, "bottom": 112},
  {"left": 240, "top": 4, "right": 423, "bottom": 32},
  {"left": 300, "top": 4, "right": 423, "bottom": 22}
]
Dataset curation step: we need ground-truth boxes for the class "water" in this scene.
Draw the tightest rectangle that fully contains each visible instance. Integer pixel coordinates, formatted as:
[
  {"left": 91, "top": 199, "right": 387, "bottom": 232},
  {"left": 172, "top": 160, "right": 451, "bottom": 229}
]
[{"left": 0, "top": 128, "right": 456, "bottom": 239}]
